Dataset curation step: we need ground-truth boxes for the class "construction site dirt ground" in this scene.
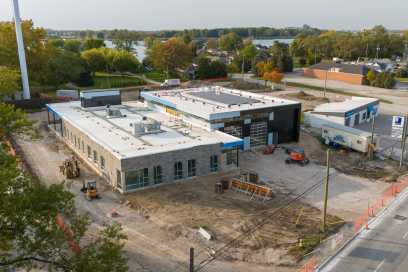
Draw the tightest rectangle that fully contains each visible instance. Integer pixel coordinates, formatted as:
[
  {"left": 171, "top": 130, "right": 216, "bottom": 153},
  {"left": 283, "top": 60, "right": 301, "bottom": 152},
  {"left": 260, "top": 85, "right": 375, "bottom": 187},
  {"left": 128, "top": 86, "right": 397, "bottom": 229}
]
[
  {"left": 13, "top": 110, "right": 399, "bottom": 272},
  {"left": 241, "top": 130, "right": 396, "bottom": 221}
]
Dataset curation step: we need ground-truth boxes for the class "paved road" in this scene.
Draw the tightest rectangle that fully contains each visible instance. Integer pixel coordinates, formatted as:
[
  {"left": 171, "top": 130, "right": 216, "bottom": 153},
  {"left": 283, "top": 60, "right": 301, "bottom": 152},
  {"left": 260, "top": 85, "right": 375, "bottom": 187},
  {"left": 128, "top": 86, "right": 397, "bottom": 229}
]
[{"left": 319, "top": 187, "right": 408, "bottom": 272}]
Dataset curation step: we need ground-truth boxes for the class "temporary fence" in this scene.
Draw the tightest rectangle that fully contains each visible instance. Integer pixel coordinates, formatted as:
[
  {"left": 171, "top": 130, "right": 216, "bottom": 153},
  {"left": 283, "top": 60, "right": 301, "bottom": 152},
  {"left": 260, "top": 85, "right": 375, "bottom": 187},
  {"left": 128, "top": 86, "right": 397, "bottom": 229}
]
[
  {"left": 354, "top": 175, "right": 408, "bottom": 232},
  {"left": 298, "top": 174, "right": 408, "bottom": 272},
  {"left": 299, "top": 257, "right": 317, "bottom": 272}
]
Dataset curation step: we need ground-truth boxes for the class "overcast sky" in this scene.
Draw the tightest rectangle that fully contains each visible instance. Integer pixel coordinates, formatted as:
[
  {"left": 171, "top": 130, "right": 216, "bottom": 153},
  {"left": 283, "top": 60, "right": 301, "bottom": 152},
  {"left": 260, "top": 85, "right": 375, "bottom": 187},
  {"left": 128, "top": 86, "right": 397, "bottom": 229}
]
[{"left": 0, "top": 0, "right": 407, "bottom": 31}]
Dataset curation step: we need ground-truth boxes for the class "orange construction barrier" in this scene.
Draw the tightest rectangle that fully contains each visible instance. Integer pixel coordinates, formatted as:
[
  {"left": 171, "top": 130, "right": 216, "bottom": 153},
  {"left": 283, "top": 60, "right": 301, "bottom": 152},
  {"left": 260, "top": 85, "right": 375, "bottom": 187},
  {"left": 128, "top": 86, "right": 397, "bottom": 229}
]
[
  {"left": 354, "top": 176, "right": 408, "bottom": 233},
  {"left": 299, "top": 256, "right": 317, "bottom": 272},
  {"left": 56, "top": 213, "right": 81, "bottom": 254}
]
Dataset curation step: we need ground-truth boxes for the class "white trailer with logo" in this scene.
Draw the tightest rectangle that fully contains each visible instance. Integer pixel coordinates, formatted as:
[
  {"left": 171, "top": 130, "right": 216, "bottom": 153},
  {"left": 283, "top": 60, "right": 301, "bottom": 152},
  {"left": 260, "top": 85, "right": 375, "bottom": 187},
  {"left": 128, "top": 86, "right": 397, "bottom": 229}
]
[{"left": 322, "top": 123, "right": 378, "bottom": 153}]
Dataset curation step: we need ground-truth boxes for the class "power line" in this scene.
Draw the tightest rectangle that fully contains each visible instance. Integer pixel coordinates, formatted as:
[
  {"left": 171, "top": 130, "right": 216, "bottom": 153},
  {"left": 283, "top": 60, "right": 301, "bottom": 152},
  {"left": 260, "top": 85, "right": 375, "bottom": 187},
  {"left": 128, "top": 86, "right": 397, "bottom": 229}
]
[
  {"left": 195, "top": 172, "right": 340, "bottom": 272},
  {"left": 193, "top": 170, "right": 325, "bottom": 263}
]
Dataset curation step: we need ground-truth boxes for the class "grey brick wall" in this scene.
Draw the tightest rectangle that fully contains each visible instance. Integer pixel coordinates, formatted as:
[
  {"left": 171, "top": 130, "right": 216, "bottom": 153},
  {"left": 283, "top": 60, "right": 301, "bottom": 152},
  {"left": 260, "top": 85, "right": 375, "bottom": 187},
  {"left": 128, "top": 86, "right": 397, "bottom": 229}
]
[{"left": 121, "top": 143, "right": 225, "bottom": 191}]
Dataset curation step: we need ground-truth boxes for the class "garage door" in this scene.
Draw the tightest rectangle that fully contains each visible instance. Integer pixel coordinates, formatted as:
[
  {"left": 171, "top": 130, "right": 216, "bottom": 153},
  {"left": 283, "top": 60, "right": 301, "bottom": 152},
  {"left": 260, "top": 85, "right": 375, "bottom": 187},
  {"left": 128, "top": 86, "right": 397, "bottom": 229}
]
[{"left": 250, "top": 121, "right": 267, "bottom": 147}]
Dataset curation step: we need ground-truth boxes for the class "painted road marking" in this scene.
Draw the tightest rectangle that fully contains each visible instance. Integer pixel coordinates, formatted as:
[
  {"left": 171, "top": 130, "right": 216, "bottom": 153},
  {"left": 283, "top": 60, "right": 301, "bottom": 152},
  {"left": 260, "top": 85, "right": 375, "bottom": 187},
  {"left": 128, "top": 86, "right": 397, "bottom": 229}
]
[
  {"left": 374, "top": 259, "right": 385, "bottom": 272},
  {"left": 403, "top": 231, "right": 408, "bottom": 239}
]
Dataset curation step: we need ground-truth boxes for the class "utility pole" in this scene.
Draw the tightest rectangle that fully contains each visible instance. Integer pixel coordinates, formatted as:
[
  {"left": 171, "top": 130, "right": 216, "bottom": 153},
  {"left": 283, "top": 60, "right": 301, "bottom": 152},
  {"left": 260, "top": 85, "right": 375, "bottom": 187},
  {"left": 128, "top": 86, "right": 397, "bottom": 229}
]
[
  {"left": 376, "top": 44, "right": 380, "bottom": 60},
  {"left": 399, "top": 113, "right": 408, "bottom": 170},
  {"left": 322, "top": 149, "right": 330, "bottom": 233},
  {"left": 324, "top": 69, "right": 328, "bottom": 97},
  {"left": 11, "top": 0, "right": 30, "bottom": 99},
  {"left": 369, "top": 114, "right": 376, "bottom": 160},
  {"left": 189, "top": 247, "right": 194, "bottom": 272},
  {"left": 241, "top": 55, "right": 245, "bottom": 76},
  {"left": 314, "top": 47, "right": 317, "bottom": 64},
  {"left": 365, "top": 43, "right": 369, "bottom": 58}
]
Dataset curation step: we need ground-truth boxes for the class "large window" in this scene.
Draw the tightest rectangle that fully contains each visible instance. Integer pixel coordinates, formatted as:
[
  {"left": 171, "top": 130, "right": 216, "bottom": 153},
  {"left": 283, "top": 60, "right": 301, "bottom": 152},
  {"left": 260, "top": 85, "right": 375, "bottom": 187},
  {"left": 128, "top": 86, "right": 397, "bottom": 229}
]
[
  {"left": 153, "top": 165, "right": 163, "bottom": 184},
  {"left": 174, "top": 161, "right": 183, "bottom": 180},
  {"left": 226, "top": 151, "right": 236, "bottom": 165},
  {"left": 117, "top": 170, "right": 122, "bottom": 189},
  {"left": 100, "top": 156, "right": 105, "bottom": 170},
  {"left": 210, "top": 155, "right": 218, "bottom": 172},
  {"left": 87, "top": 146, "right": 92, "bottom": 159},
  {"left": 93, "top": 150, "right": 98, "bottom": 164},
  {"left": 125, "top": 168, "right": 149, "bottom": 191},
  {"left": 188, "top": 159, "right": 196, "bottom": 177}
]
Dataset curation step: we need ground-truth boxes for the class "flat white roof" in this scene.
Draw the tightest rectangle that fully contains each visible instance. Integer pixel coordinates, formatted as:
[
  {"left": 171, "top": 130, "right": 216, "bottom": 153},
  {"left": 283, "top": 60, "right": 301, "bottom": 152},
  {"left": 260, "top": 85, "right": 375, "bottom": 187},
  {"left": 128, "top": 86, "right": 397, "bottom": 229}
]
[
  {"left": 313, "top": 97, "right": 379, "bottom": 114},
  {"left": 47, "top": 101, "right": 242, "bottom": 160},
  {"left": 141, "top": 86, "right": 299, "bottom": 121}
]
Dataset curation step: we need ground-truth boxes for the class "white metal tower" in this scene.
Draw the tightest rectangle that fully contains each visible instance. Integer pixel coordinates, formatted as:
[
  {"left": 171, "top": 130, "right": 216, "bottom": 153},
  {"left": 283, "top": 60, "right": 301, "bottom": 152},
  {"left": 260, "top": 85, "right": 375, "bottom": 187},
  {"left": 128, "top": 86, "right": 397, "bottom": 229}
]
[{"left": 11, "top": 0, "right": 30, "bottom": 99}]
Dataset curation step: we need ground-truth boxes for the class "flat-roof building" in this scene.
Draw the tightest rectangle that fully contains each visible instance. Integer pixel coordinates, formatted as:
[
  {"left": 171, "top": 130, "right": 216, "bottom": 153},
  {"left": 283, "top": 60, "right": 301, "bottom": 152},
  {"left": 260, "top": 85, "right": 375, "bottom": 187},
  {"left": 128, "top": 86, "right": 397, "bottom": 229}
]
[
  {"left": 46, "top": 86, "right": 301, "bottom": 193},
  {"left": 303, "top": 61, "right": 369, "bottom": 85},
  {"left": 142, "top": 86, "right": 301, "bottom": 149},
  {"left": 304, "top": 97, "right": 379, "bottom": 129},
  {"left": 47, "top": 94, "right": 243, "bottom": 193}
]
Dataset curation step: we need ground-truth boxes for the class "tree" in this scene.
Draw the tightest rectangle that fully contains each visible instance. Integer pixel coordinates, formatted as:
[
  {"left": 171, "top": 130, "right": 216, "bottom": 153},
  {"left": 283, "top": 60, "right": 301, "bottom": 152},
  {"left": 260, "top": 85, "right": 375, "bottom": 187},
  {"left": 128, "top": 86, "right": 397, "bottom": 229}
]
[
  {"left": 269, "top": 42, "right": 293, "bottom": 72},
  {"left": 255, "top": 61, "right": 274, "bottom": 77},
  {"left": 219, "top": 33, "right": 243, "bottom": 52},
  {"left": 196, "top": 57, "right": 212, "bottom": 79},
  {"left": 0, "top": 103, "right": 33, "bottom": 140},
  {"left": 290, "top": 26, "right": 405, "bottom": 61},
  {"left": 83, "top": 39, "right": 105, "bottom": 50},
  {"left": 110, "top": 30, "right": 139, "bottom": 52},
  {"left": 81, "top": 48, "right": 107, "bottom": 75},
  {"left": 207, "top": 38, "right": 218, "bottom": 49},
  {"left": 263, "top": 70, "right": 284, "bottom": 84},
  {"left": 143, "top": 36, "right": 156, "bottom": 49},
  {"left": 396, "top": 67, "right": 408, "bottom": 78},
  {"left": 147, "top": 37, "right": 192, "bottom": 76},
  {"left": 196, "top": 57, "right": 227, "bottom": 79},
  {"left": 64, "top": 40, "right": 82, "bottom": 53},
  {"left": 77, "top": 71, "right": 94, "bottom": 87},
  {"left": 0, "top": 147, "right": 128, "bottom": 271},
  {"left": 42, "top": 49, "right": 86, "bottom": 86},
  {"left": 0, "top": 20, "right": 49, "bottom": 83},
  {"left": 366, "top": 69, "right": 376, "bottom": 84},
  {"left": 0, "top": 67, "right": 20, "bottom": 99},
  {"left": 372, "top": 72, "right": 396, "bottom": 89},
  {"left": 112, "top": 50, "right": 141, "bottom": 73}
]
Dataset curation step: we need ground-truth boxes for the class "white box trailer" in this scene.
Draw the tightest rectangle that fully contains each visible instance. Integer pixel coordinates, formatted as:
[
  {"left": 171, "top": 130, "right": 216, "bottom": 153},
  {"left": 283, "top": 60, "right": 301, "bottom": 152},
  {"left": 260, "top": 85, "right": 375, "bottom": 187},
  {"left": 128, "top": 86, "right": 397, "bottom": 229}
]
[{"left": 322, "top": 123, "right": 378, "bottom": 153}]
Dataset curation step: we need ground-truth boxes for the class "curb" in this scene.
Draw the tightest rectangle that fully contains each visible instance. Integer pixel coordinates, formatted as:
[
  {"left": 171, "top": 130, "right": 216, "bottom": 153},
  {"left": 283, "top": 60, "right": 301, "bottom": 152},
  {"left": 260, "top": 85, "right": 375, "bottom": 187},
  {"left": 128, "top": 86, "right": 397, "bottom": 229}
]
[{"left": 316, "top": 183, "right": 408, "bottom": 271}]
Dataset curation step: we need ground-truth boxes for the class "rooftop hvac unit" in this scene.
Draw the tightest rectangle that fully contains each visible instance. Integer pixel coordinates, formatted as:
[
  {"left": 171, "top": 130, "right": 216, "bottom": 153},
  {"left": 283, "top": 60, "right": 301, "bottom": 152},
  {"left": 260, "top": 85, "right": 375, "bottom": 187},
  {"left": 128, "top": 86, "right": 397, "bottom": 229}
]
[
  {"left": 130, "top": 117, "right": 161, "bottom": 136},
  {"left": 106, "top": 105, "right": 123, "bottom": 119}
]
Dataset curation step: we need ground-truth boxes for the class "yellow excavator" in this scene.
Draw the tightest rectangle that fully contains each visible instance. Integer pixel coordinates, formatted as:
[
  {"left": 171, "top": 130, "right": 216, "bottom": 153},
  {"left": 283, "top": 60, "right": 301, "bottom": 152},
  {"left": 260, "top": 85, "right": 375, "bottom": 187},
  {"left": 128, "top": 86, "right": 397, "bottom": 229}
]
[{"left": 81, "top": 180, "right": 99, "bottom": 201}]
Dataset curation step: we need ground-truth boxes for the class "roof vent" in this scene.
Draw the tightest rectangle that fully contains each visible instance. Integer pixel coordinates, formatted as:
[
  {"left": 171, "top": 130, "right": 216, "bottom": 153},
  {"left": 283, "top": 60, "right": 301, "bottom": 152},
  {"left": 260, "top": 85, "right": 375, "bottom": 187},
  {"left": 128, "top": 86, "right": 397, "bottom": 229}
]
[{"left": 106, "top": 105, "right": 123, "bottom": 119}]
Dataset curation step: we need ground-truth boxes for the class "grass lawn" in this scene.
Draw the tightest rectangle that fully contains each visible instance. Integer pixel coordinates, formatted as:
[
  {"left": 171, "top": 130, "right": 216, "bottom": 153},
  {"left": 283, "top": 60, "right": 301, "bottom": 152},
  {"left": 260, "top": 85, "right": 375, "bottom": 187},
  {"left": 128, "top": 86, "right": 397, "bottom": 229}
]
[
  {"left": 396, "top": 77, "right": 408, "bottom": 83},
  {"left": 143, "top": 71, "right": 167, "bottom": 82},
  {"left": 90, "top": 74, "right": 146, "bottom": 89}
]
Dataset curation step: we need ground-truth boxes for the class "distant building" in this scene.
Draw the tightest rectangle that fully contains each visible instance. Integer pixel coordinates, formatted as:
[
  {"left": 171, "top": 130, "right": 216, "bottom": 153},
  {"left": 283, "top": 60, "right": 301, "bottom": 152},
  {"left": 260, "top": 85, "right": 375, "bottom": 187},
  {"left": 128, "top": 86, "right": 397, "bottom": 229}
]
[
  {"left": 303, "top": 61, "right": 369, "bottom": 85},
  {"left": 304, "top": 97, "right": 379, "bottom": 129}
]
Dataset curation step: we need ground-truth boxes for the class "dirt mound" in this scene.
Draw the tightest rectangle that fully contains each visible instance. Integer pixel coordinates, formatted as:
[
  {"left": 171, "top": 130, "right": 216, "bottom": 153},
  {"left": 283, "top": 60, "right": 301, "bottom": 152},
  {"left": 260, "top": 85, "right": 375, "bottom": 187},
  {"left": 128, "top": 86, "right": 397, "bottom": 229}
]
[{"left": 286, "top": 91, "right": 329, "bottom": 102}]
